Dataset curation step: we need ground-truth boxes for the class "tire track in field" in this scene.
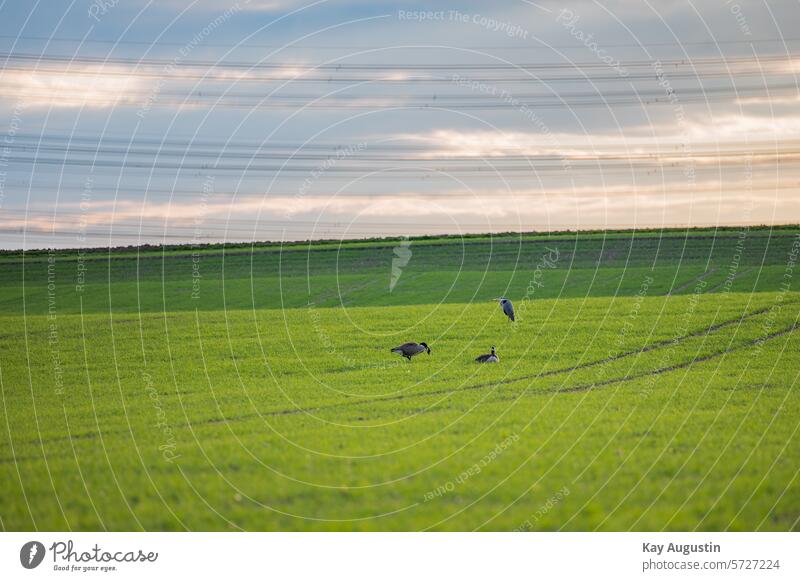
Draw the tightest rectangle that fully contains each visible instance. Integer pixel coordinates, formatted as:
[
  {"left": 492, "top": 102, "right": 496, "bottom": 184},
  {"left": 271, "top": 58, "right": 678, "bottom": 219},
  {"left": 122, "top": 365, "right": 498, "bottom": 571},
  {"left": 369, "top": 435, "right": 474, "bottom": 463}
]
[
  {"left": 1, "top": 302, "right": 793, "bottom": 455},
  {"left": 667, "top": 268, "right": 718, "bottom": 296},
  {"left": 552, "top": 322, "right": 798, "bottom": 394},
  {"left": 704, "top": 266, "right": 755, "bottom": 294}
]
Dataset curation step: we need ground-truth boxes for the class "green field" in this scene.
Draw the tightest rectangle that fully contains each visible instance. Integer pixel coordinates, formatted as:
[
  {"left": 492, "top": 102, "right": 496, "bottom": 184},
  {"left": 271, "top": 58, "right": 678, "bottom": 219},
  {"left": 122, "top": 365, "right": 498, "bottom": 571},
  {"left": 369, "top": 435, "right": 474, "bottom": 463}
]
[{"left": 1, "top": 227, "right": 799, "bottom": 531}]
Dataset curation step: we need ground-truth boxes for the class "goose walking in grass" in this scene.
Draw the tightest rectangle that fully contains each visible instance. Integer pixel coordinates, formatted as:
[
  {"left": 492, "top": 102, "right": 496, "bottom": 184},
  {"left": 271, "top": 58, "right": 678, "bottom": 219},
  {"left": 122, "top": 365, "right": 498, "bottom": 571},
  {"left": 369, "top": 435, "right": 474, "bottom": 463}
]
[
  {"left": 391, "top": 342, "right": 431, "bottom": 361},
  {"left": 475, "top": 345, "right": 499, "bottom": 363},
  {"left": 495, "top": 297, "right": 515, "bottom": 322}
]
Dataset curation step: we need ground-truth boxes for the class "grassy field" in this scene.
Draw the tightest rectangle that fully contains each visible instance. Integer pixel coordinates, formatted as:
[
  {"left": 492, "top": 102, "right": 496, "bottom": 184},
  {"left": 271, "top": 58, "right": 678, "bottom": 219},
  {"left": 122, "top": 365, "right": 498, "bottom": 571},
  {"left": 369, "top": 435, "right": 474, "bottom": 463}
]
[{"left": 1, "top": 227, "right": 799, "bottom": 531}]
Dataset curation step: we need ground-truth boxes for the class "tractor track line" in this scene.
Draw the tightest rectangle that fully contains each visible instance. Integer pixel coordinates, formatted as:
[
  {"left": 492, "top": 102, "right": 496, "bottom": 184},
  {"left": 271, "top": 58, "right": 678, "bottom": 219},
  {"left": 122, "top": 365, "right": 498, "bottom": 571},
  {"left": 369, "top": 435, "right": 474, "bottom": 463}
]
[
  {"left": 668, "top": 268, "right": 718, "bottom": 296},
  {"left": 704, "top": 266, "right": 755, "bottom": 294},
  {"left": 553, "top": 322, "right": 799, "bottom": 394}
]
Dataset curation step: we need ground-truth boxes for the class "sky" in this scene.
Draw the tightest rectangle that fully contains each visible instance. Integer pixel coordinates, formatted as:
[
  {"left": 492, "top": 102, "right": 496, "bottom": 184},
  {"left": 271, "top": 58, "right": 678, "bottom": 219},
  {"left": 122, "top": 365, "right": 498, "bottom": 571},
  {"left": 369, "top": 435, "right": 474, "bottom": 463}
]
[{"left": 0, "top": 0, "right": 798, "bottom": 249}]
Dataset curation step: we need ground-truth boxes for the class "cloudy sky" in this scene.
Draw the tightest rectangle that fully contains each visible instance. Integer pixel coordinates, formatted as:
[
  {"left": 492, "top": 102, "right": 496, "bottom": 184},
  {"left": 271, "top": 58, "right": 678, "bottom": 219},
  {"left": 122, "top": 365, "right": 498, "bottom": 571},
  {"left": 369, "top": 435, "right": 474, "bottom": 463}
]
[{"left": 1, "top": 0, "right": 798, "bottom": 248}]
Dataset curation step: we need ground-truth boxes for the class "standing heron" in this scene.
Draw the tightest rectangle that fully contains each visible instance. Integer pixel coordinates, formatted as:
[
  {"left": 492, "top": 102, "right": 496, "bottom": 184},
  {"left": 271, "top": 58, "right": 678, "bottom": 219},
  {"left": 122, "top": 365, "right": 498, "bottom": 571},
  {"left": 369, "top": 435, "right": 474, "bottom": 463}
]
[
  {"left": 495, "top": 297, "right": 515, "bottom": 322},
  {"left": 391, "top": 342, "right": 431, "bottom": 361},
  {"left": 475, "top": 345, "right": 499, "bottom": 363}
]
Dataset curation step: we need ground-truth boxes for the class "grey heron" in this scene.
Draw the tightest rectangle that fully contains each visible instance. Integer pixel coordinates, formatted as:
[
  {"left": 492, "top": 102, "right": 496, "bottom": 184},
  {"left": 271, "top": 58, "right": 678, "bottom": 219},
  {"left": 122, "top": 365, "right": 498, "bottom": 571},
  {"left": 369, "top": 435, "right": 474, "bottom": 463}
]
[{"left": 495, "top": 297, "right": 515, "bottom": 322}]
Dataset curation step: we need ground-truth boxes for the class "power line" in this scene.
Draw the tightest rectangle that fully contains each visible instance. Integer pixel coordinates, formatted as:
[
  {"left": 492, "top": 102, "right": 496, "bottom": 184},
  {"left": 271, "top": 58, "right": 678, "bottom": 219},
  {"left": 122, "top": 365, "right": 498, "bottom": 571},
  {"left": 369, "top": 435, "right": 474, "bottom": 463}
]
[
  {"left": 3, "top": 63, "right": 789, "bottom": 83},
  {"left": 8, "top": 157, "right": 796, "bottom": 177},
  {"left": 2, "top": 51, "right": 795, "bottom": 70},
  {"left": 2, "top": 81, "right": 796, "bottom": 110},
  {"left": 5, "top": 83, "right": 796, "bottom": 101},
  {"left": 3, "top": 34, "right": 800, "bottom": 50},
  {"left": 7, "top": 142, "right": 798, "bottom": 162},
  {"left": 13, "top": 133, "right": 800, "bottom": 152},
  {"left": 5, "top": 181, "right": 796, "bottom": 200}
]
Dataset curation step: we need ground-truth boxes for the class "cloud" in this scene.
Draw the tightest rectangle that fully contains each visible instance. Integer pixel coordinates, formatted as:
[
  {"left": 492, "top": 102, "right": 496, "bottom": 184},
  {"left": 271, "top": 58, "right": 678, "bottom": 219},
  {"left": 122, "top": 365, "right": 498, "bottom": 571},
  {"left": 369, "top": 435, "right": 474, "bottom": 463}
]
[
  {"left": 401, "top": 110, "right": 800, "bottom": 158},
  {"left": 0, "top": 59, "right": 319, "bottom": 109},
  {"left": 0, "top": 65, "right": 146, "bottom": 108},
  {"left": 684, "top": 113, "right": 800, "bottom": 140},
  {"left": 12, "top": 174, "right": 797, "bottom": 236}
]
